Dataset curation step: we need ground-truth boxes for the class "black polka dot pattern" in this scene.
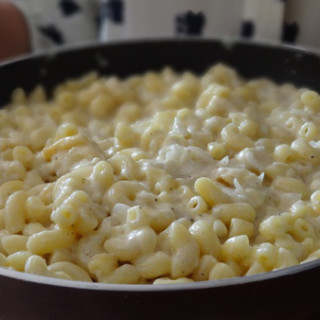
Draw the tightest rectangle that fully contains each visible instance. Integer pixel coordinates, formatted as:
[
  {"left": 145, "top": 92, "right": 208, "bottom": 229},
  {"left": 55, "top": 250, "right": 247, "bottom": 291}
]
[
  {"left": 59, "top": 0, "right": 81, "bottom": 17},
  {"left": 175, "top": 11, "right": 206, "bottom": 36},
  {"left": 241, "top": 20, "right": 255, "bottom": 38},
  {"left": 29, "top": 0, "right": 306, "bottom": 49},
  {"left": 101, "top": 0, "right": 124, "bottom": 24},
  {"left": 38, "top": 25, "right": 65, "bottom": 44},
  {"left": 282, "top": 22, "right": 300, "bottom": 43}
]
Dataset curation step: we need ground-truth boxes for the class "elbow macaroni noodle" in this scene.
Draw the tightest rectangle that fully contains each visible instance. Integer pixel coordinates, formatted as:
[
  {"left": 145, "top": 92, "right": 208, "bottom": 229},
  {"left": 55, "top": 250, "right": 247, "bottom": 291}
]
[{"left": 1, "top": 64, "right": 320, "bottom": 284}]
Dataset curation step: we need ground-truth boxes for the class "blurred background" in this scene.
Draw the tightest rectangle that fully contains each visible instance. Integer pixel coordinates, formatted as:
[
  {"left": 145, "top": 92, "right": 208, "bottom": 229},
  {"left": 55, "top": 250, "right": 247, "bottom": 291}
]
[{"left": 0, "top": 0, "right": 318, "bottom": 62}]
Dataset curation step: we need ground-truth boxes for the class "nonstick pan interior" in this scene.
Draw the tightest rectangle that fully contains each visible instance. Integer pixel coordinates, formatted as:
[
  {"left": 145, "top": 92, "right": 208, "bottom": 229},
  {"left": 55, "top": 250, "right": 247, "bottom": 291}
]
[{"left": 1, "top": 39, "right": 320, "bottom": 106}]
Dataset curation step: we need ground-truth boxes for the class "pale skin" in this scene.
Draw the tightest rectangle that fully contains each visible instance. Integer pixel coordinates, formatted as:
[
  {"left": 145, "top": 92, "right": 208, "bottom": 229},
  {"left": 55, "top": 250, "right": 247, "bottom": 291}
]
[{"left": 0, "top": 0, "right": 30, "bottom": 61}]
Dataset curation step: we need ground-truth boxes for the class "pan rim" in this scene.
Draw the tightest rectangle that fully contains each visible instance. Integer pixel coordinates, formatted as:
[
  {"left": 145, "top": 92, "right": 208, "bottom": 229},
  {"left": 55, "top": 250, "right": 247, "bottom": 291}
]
[
  {"left": 1, "top": 36, "right": 320, "bottom": 69},
  {"left": 1, "top": 258, "right": 320, "bottom": 292}
]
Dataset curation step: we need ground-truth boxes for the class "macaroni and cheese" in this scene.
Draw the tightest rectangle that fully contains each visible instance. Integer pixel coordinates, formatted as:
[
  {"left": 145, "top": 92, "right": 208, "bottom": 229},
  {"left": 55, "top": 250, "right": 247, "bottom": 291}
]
[{"left": 1, "top": 64, "right": 320, "bottom": 284}]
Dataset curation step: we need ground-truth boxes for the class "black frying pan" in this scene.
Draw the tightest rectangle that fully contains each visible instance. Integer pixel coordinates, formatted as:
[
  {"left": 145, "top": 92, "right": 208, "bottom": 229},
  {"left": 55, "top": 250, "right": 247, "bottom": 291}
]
[{"left": 1, "top": 39, "right": 320, "bottom": 320}]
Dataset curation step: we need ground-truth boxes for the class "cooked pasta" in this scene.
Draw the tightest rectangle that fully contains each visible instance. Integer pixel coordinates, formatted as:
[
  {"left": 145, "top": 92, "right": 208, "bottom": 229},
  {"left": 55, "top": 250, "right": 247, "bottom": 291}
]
[{"left": 0, "top": 64, "right": 320, "bottom": 284}]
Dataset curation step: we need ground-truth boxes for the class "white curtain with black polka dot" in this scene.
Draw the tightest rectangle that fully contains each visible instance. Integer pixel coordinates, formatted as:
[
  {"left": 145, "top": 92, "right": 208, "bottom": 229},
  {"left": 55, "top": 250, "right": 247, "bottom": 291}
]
[
  {"left": 100, "top": 0, "right": 313, "bottom": 48},
  {"left": 100, "top": 0, "right": 244, "bottom": 41},
  {"left": 11, "top": 0, "right": 99, "bottom": 50},
  {"left": 283, "top": 0, "right": 320, "bottom": 47},
  {"left": 9, "top": 0, "right": 319, "bottom": 50}
]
